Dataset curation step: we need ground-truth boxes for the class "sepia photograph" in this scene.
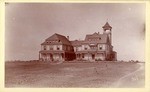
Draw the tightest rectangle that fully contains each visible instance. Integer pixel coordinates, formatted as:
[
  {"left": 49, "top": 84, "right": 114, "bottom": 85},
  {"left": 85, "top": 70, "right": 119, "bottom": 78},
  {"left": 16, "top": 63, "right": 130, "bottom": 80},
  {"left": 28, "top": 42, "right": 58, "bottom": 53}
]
[{"left": 5, "top": 3, "right": 145, "bottom": 88}]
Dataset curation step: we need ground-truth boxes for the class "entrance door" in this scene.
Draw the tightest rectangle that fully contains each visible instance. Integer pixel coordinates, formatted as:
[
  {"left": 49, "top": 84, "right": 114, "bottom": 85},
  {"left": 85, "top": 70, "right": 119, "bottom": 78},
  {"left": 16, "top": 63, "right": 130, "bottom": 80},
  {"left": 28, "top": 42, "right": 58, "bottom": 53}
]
[
  {"left": 50, "top": 54, "right": 53, "bottom": 61},
  {"left": 92, "top": 54, "right": 95, "bottom": 60}
]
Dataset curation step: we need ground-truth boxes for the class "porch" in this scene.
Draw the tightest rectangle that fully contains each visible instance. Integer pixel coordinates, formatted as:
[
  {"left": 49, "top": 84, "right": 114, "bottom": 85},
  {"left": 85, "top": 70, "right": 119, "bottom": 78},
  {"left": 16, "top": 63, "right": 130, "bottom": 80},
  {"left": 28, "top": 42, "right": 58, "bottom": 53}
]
[
  {"left": 39, "top": 51, "right": 75, "bottom": 62},
  {"left": 75, "top": 52, "right": 106, "bottom": 61}
]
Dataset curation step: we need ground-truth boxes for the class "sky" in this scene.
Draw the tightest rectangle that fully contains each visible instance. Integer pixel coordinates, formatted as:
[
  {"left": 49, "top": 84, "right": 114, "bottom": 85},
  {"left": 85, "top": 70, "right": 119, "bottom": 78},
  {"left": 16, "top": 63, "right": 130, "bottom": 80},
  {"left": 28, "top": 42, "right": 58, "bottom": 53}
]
[{"left": 5, "top": 3, "right": 145, "bottom": 61}]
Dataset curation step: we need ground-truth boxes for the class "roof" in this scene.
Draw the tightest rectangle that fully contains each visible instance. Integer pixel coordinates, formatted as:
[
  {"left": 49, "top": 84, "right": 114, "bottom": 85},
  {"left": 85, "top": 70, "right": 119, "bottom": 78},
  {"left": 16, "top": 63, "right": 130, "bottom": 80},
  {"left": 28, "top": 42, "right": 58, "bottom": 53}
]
[
  {"left": 41, "top": 33, "right": 71, "bottom": 45},
  {"left": 102, "top": 22, "right": 112, "bottom": 29},
  {"left": 41, "top": 32, "right": 110, "bottom": 46},
  {"left": 71, "top": 40, "right": 84, "bottom": 46},
  {"left": 39, "top": 50, "right": 74, "bottom": 53},
  {"left": 83, "top": 32, "right": 109, "bottom": 44}
]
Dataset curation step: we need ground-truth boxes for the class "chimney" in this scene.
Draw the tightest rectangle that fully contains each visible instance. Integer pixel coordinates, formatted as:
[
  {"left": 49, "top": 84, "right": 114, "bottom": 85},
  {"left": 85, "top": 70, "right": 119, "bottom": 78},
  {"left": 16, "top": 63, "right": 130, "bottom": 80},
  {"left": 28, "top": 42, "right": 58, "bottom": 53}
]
[{"left": 67, "top": 36, "right": 69, "bottom": 40}]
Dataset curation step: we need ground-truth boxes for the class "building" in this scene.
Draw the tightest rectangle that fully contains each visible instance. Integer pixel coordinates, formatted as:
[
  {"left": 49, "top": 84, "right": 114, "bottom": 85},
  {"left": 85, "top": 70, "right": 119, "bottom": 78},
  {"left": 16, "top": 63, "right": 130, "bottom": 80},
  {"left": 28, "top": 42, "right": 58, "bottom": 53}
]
[
  {"left": 39, "top": 33, "right": 75, "bottom": 62},
  {"left": 39, "top": 22, "right": 117, "bottom": 62}
]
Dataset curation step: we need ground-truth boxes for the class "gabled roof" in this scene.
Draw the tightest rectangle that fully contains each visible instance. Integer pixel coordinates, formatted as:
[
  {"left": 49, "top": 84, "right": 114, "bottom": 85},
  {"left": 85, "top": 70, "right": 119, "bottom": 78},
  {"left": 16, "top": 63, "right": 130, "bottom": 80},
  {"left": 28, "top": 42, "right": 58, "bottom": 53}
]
[
  {"left": 71, "top": 40, "right": 84, "bottom": 46},
  {"left": 41, "top": 33, "right": 71, "bottom": 45},
  {"left": 83, "top": 32, "right": 109, "bottom": 44},
  {"left": 102, "top": 22, "right": 112, "bottom": 29}
]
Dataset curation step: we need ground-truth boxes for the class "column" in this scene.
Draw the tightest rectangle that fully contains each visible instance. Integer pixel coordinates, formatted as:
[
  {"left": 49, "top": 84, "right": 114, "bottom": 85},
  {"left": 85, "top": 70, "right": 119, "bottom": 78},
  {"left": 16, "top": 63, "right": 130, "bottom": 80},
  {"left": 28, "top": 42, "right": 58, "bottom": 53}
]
[
  {"left": 64, "top": 53, "right": 66, "bottom": 61},
  {"left": 39, "top": 52, "right": 40, "bottom": 61}
]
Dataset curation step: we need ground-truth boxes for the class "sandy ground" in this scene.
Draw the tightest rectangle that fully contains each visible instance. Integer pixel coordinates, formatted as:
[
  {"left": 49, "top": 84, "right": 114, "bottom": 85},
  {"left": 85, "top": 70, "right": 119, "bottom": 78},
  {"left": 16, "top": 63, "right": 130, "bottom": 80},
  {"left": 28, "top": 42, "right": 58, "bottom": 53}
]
[
  {"left": 114, "top": 63, "right": 145, "bottom": 87},
  {"left": 5, "top": 61, "right": 145, "bottom": 88}
]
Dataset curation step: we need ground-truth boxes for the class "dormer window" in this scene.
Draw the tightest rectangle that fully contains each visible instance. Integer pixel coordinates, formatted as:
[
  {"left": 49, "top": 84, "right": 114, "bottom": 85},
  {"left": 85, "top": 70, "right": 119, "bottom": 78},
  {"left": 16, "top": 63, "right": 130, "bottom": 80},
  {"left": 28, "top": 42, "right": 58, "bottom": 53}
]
[{"left": 47, "top": 41, "right": 52, "bottom": 43}]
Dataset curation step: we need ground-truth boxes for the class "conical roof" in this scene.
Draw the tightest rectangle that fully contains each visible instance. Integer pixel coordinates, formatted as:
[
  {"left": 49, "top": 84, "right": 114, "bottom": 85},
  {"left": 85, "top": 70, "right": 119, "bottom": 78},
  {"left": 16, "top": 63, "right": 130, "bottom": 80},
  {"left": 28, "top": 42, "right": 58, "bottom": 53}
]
[{"left": 102, "top": 22, "right": 112, "bottom": 29}]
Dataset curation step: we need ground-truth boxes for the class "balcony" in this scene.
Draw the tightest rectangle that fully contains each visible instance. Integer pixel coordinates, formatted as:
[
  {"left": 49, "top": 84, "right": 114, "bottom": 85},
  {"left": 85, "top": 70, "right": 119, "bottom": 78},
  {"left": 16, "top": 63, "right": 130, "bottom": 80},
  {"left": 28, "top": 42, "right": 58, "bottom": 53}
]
[{"left": 39, "top": 50, "right": 64, "bottom": 53}]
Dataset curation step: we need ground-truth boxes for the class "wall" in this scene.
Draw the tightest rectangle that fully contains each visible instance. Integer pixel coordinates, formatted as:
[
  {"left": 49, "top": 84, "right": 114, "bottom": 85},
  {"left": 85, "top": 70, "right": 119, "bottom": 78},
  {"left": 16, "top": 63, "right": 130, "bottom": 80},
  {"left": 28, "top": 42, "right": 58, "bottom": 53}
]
[{"left": 82, "top": 44, "right": 90, "bottom": 50}]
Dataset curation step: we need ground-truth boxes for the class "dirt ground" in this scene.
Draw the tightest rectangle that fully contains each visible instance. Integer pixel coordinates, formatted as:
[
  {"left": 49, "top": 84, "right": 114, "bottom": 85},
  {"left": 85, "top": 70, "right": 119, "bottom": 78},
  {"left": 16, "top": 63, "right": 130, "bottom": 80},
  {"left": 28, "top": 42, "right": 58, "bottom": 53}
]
[{"left": 5, "top": 61, "right": 145, "bottom": 88}]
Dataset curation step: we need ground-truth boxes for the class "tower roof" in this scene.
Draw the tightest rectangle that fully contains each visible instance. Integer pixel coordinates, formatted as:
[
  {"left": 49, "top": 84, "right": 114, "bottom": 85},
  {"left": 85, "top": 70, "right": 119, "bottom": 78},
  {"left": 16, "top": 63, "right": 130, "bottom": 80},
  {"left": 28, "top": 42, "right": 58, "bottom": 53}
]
[{"left": 102, "top": 22, "right": 112, "bottom": 29}]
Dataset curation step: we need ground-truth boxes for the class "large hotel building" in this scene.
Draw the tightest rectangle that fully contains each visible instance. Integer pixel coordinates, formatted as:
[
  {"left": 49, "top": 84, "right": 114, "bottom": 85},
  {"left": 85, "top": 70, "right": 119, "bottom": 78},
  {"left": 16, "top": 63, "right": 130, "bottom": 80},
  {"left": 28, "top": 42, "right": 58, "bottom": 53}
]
[{"left": 39, "top": 22, "right": 117, "bottom": 62}]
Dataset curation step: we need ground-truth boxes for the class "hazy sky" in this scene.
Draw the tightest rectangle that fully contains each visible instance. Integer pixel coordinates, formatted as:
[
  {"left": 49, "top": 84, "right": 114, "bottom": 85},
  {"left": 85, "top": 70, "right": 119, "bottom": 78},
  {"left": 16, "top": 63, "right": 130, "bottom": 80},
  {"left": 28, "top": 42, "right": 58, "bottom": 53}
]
[{"left": 5, "top": 3, "right": 145, "bottom": 61}]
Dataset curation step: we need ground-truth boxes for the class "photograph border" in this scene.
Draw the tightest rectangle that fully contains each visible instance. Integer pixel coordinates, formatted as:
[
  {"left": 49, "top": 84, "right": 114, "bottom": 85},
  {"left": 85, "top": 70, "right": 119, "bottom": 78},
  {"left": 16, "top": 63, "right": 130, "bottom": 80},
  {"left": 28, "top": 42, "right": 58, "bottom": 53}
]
[{"left": 0, "top": 0, "right": 150, "bottom": 92}]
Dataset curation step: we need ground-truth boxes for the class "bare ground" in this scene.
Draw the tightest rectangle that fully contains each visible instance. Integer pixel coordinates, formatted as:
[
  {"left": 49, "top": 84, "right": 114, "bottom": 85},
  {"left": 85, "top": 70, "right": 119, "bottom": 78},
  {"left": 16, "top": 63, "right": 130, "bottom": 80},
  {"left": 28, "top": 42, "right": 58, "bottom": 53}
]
[{"left": 5, "top": 61, "right": 145, "bottom": 88}]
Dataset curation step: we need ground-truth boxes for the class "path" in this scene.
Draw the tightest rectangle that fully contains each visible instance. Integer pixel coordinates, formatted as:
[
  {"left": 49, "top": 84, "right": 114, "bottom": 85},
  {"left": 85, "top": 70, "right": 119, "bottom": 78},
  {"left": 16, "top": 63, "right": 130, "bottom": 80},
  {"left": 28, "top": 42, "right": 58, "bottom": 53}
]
[{"left": 114, "top": 63, "right": 145, "bottom": 88}]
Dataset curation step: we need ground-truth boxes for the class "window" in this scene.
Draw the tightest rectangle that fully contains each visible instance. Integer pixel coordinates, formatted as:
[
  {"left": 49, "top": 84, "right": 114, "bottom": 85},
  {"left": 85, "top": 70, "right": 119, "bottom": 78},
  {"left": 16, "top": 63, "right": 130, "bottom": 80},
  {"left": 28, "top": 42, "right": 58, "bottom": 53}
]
[
  {"left": 84, "top": 45, "right": 88, "bottom": 50},
  {"left": 43, "top": 45, "right": 46, "bottom": 50},
  {"left": 62, "top": 53, "right": 64, "bottom": 58},
  {"left": 49, "top": 45, "right": 53, "bottom": 50},
  {"left": 76, "top": 47, "right": 78, "bottom": 51},
  {"left": 57, "top": 46, "right": 60, "bottom": 50},
  {"left": 82, "top": 54, "right": 84, "bottom": 58},
  {"left": 99, "top": 47, "right": 102, "bottom": 50},
  {"left": 99, "top": 37, "right": 101, "bottom": 40},
  {"left": 50, "top": 47, "right": 53, "bottom": 50},
  {"left": 57, "top": 47, "right": 60, "bottom": 50}
]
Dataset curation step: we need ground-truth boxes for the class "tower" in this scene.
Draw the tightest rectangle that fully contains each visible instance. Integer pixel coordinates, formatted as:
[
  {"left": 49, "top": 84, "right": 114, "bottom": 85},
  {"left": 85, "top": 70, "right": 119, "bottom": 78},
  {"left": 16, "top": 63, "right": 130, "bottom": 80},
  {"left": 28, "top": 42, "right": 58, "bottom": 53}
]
[{"left": 102, "top": 22, "right": 112, "bottom": 44}]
